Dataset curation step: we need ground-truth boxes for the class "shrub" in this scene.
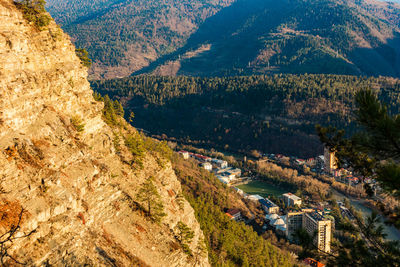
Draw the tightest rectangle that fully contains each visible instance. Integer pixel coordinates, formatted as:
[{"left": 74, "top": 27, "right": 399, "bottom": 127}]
[
  {"left": 14, "top": 0, "right": 51, "bottom": 29},
  {"left": 174, "top": 221, "right": 194, "bottom": 256},
  {"left": 75, "top": 48, "right": 92, "bottom": 68},
  {"left": 70, "top": 116, "right": 85, "bottom": 132}
]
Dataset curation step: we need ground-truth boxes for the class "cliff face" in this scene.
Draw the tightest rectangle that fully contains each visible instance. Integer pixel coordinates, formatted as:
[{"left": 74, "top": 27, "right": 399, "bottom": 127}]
[{"left": 0, "top": 0, "right": 209, "bottom": 266}]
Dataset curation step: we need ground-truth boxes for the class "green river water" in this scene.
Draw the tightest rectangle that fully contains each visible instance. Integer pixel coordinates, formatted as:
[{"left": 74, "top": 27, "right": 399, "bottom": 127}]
[{"left": 237, "top": 180, "right": 400, "bottom": 241}]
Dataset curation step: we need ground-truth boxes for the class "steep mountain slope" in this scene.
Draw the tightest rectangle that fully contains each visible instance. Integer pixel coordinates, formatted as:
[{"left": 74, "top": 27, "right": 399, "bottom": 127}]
[
  {"left": 140, "top": 0, "right": 400, "bottom": 77},
  {"left": 0, "top": 1, "right": 209, "bottom": 265},
  {"left": 46, "top": 0, "right": 400, "bottom": 78},
  {"left": 46, "top": 0, "right": 235, "bottom": 79}
]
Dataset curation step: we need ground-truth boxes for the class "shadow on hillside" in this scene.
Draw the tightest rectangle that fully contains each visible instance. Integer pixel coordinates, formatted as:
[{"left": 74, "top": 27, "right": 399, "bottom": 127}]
[
  {"left": 131, "top": 0, "right": 290, "bottom": 76},
  {"left": 350, "top": 33, "right": 400, "bottom": 78},
  {"left": 116, "top": 88, "right": 348, "bottom": 158},
  {"left": 132, "top": 0, "right": 400, "bottom": 78}
]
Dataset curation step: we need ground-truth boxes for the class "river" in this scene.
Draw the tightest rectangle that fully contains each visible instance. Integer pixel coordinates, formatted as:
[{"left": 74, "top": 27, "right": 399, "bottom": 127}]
[
  {"left": 237, "top": 180, "right": 400, "bottom": 241},
  {"left": 331, "top": 189, "right": 400, "bottom": 241}
]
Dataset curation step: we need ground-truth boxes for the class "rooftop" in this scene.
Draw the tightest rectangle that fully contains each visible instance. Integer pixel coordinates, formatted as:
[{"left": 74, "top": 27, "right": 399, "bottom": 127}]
[
  {"left": 259, "top": 198, "right": 278, "bottom": 208},
  {"left": 283, "top": 193, "right": 301, "bottom": 201},
  {"left": 226, "top": 209, "right": 241, "bottom": 216},
  {"left": 306, "top": 211, "right": 329, "bottom": 222}
]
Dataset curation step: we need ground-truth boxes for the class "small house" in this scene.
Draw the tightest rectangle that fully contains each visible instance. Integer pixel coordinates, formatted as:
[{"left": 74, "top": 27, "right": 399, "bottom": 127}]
[
  {"left": 202, "top": 162, "right": 213, "bottom": 171},
  {"left": 225, "top": 209, "right": 241, "bottom": 221},
  {"left": 178, "top": 151, "right": 189, "bottom": 159}
]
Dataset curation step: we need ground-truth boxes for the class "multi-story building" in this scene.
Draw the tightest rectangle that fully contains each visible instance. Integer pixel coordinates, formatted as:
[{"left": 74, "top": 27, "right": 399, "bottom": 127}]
[
  {"left": 259, "top": 198, "right": 279, "bottom": 214},
  {"left": 212, "top": 159, "right": 228, "bottom": 168},
  {"left": 324, "top": 147, "right": 337, "bottom": 172},
  {"left": 201, "top": 162, "right": 212, "bottom": 171},
  {"left": 283, "top": 193, "right": 302, "bottom": 207},
  {"left": 286, "top": 211, "right": 304, "bottom": 241},
  {"left": 303, "top": 212, "right": 332, "bottom": 253}
]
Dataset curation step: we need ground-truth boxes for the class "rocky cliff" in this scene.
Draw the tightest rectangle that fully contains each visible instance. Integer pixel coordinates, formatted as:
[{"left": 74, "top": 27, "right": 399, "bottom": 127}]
[{"left": 0, "top": 0, "right": 209, "bottom": 265}]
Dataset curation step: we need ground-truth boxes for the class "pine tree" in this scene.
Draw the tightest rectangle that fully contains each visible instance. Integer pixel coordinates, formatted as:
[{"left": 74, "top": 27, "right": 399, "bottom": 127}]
[
  {"left": 317, "top": 89, "right": 400, "bottom": 266},
  {"left": 317, "top": 89, "right": 400, "bottom": 197},
  {"left": 175, "top": 221, "right": 194, "bottom": 256},
  {"left": 136, "top": 177, "right": 165, "bottom": 223},
  {"left": 175, "top": 221, "right": 194, "bottom": 244}
]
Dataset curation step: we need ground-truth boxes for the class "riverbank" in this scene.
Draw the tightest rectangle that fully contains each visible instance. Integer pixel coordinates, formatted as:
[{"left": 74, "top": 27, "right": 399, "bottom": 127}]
[{"left": 331, "top": 189, "right": 400, "bottom": 241}]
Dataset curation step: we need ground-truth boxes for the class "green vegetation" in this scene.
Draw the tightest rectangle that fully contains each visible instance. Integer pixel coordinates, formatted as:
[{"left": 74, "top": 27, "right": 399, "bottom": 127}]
[
  {"left": 236, "top": 180, "right": 287, "bottom": 198},
  {"left": 75, "top": 48, "right": 92, "bottom": 68},
  {"left": 172, "top": 155, "right": 294, "bottom": 266},
  {"left": 296, "top": 209, "right": 400, "bottom": 266},
  {"left": 315, "top": 89, "right": 400, "bottom": 265},
  {"left": 70, "top": 115, "right": 85, "bottom": 132},
  {"left": 318, "top": 90, "right": 400, "bottom": 198},
  {"left": 47, "top": 0, "right": 400, "bottom": 78},
  {"left": 14, "top": 0, "right": 51, "bottom": 29},
  {"left": 136, "top": 176, "right": 166, "bottom": 223},
  {"left": 46, "top": 0, "right": 233, "bottom": 78},
  {"left": 92, "top": 74, "right": 400, "bottom": 157},
  {"left": 93, "top": 88, "right": 294, "bottom": 265},
  {"left": 318, "top": 89, "right": 400, "bottom": 228},
  {"left": 174, "top": 221, "right": 194, "bottom": 256},
  {"left": 93, "top": 92, "right": 124, "bottom": 127}
]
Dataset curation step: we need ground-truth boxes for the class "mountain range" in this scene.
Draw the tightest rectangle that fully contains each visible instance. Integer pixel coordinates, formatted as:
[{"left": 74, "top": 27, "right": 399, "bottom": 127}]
[
  {"left": 46, "top": 0, "right": 400, "bottom": 79},
  {"left": 46, "top": 0, "right": 235, "bottom": 79}
]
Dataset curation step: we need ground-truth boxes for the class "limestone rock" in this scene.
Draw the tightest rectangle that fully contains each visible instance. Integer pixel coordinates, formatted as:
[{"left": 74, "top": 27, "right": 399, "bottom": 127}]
[{"left": 0, "top": 1, "right": 209, "bottom": 266}]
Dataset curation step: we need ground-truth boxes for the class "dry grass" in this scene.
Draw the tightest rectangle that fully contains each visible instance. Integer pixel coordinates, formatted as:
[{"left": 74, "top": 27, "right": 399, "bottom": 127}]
[{"left": 0, "top": 200, "right": 24, "bottom": 229}]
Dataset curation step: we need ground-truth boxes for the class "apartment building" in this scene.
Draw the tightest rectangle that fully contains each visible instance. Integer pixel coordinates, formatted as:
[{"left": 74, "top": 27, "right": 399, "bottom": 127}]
[
  {"left": 283, "top": 193, "right": 302, "bottom": 207},
  {"left": 303, "top": 212, "right": 332, "bottom": 253},
  {"left": 324, "top": 147, "right": 337, "bottom": 172},
  {"left": 286, "top": 211, "right": 304, "bottom": 241}
]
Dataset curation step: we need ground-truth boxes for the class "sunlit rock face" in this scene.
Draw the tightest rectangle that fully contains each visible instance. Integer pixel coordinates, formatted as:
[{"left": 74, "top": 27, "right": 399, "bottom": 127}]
[{"left": 0, "top": 1, "right": 209, "bottom": 265}]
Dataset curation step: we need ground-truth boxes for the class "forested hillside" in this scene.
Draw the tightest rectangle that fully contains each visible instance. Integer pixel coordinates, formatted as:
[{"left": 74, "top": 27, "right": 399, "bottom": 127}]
[
  {"left": 171, "top": 154, "right": 294, "bottom": 266},
  {"left": 92, "top": 74, "right": 400, "bottom": 157},
  {"left": 46, "top": 0, "right": 235, "bottom": 79},
  {"left": 47, "top": 0, "right": 400, "bottom": 79},
  {"left": 140, "top": 0, "right": 400, "bottom": 77}
]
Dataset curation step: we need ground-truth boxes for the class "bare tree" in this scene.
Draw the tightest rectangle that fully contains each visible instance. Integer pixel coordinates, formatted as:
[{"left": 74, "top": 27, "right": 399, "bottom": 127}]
[{"left": 0, "top": 208, "right": 36, "bottom": 266}]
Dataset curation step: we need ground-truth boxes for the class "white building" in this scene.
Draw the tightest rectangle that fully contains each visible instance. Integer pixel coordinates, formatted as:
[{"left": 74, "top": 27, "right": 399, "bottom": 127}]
[
  {"left": 178, "top": 151, "right": 189, "bottom": 159},
  {"left": 246, "top": 194, "right": 264, "bottom": 202},
  {"left": 259, "top": 198, "right": 279, "bottom": 214},
  {"left": 221, "top": 172, "right": 235, "bottom": 181},
  {"left": 216, "top": 175, "right": 229, "bottom": 184},
  {"left": 212, "top": 159, "right": 228, "bottom": 168},
  {"left": 202, "top": 162, "right": 213, "bottom": 171},
  {"left": 266, "top": 213, "right": 280, "bottom": 224},
  {"left": 283, "top": 193, "right": 302, "bottom": 207},
  {"left": 303, "top": 212, "right": 332, "bottom": 253}
]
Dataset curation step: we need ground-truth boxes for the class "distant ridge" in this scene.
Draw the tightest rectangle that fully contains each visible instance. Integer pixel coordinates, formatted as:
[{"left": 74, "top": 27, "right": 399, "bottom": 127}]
[
  {"left": 46, "top": 0, "right": 235, "bottom": 79},
  {"left": 47, "top": 0, "right": 400, "bottom": 79}
]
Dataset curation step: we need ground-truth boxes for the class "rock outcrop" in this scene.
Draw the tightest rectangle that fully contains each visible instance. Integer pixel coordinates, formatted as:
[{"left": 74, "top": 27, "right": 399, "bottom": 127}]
[{"left": 0, "top": 0, "right": 209, "bottom": 265}]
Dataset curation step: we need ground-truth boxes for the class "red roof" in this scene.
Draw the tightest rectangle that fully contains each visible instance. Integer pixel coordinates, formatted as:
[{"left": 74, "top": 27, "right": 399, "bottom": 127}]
[
  {"left": 225, "top": 213, "right": 234, "bottom": 219},
  {"left": 226, "top": 209, "right": 241, "bottom": 216},
  {"left": 304, "top": 258, "right": 325, "bottom": 267}
]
